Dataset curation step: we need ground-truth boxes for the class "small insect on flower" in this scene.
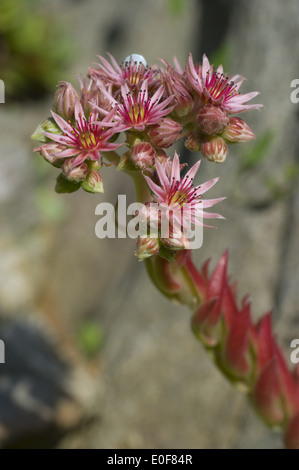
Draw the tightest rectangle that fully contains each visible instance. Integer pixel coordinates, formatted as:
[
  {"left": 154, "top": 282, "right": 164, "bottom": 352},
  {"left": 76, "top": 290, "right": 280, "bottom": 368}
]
[{"left": 89, "top": 53, "right": 158, "bottom": 91}]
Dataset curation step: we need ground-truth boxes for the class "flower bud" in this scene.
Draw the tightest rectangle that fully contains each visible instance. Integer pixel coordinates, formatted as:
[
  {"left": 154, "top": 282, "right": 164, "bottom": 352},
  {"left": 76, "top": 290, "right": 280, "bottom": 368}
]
[
  {"left": 160, "top": 64, "right": 194, "bottom": 116},
  {"left": 148, "top": 118, "right": 183, "bottom": 148},
  {"left": 197, "top": 104, "right": 229, "bottom": 135},
  {"left": 173, "top": 90, "right": 194, "bottom": 117},
  {"left": 222, "top": 117, "right": 255, "bottom": 143},
  {"left": 62, "top": 158, "right": 89, "bottom": 182},
  {"left": 160, "top": 229, "right": 191, "bottom": 251},
  {"left": 131, "top": 142, "right": 156, "bottom": 169},
  {"left": 184, "top": 131, "right": 201, "bottom": 152},
  {"left": 81, "top": 170, "right": 104, "bottom": 193},
  {"left": 135, "top": 236, "right": 160, "bottom": 261},
  {"left": 54, "top": 81, "right": 80, "bottom": 120},
  {"left": 201, "top": 136, "right": 228, "bottom": 163},
  {"left": 34, "top": 143, "right": 65, "bottom": 167}
]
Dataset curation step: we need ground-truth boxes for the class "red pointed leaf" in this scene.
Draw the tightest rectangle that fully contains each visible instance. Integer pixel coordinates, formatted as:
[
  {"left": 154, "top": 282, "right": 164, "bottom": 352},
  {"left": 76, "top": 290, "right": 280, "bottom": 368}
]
[
  {"left": 225, "top": 304, "right": 251, "bottom": 376},
  {"left": 253, "top": 358, "right": 284, "bottom": 425},
  {"left": 207, "top": 251, "right": 228, "bottom": 299},
  {"left": 285, "top": 411, "right": 299, "bottom": 449}
]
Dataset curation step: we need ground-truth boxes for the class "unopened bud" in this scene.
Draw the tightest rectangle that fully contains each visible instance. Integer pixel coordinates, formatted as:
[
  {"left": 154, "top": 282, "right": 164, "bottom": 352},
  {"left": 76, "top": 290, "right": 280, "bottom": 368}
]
[
  {"left": 131, "top": 142, "right": 156, "bottom": 169},
  {"left": 201, "top": 136, "right": 228, "bottom": 163},
  {"left": 135, "top": 236, "right": 160, "bottom": 261},
  {"left": 198, "top": 104, "right": 229, "bottom": 135},
  {"left": 161, "top": 64, "right": 194, "bottom": 117},
  {"left": 184, "top": 131, "right": 201, "bottom": 152},
  {"left": 34, "top": 143, "right": 64, "bottom": 167},
  {"left": 148, "top": 118, "right": 183, "bottom": 148},
  {"left": 222, "top": 117, "right": 255, "bottom": 143},
  {"left": 54, "top": 81, "right": 80, "bottom": 120},
  {"left": 173, "top": 91, "right": 194, "bottom": 117},
  {"left": 81, "top": 170, "right": 104, "bottom": 193},
  {"left": 62, "top": 158, "right": 89, "bottom": 182},
  {"left": 160, "top": 229, "right": 191, "bottom": 251}
]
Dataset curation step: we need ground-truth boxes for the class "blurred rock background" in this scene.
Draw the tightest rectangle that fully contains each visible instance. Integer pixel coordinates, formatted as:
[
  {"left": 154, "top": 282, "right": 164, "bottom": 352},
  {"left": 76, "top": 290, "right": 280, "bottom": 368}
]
[{"left": 0, "top": 0, "right": 298, "bottom": 449}]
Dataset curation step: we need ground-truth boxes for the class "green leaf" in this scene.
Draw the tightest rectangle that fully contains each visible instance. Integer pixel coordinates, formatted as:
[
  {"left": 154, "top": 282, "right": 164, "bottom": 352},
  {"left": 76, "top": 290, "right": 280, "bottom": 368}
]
[
  {"left": 77, "top": 322, "right": 104, "bottom": 359},
  {"left": 159, "top": 245, "right": 176, "bottom": 262},
  {"left": 55, "top": 173, "right": 81, "bottom": 193},
  {"left": 31, "top": 117, "right": 62, "bottom": 143},
  {"left": 167, "top": 0, "right": 185, "bottom": 16}
]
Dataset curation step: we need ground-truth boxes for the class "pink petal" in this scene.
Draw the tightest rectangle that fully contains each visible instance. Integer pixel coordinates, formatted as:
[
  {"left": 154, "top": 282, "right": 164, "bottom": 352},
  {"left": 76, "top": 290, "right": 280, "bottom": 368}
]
[
  {"left": 53, "top": 148, "right": 79, "bottom": 158},
  {"left": 50, "top": 111, "right": 73, "bottom": 135},
  {"left": 173, "top": 56, "right": 183, "bottom": 75},
  {"left": 187, "top": 53, "right": 203, "bottom": 94},
  {"left": 217, "top": 64, "right": 224, "bottom": 75},
  {"left": 184, "top": 159, "right": 201, "bottom": 182},
  {"left": 74, "top": 102, "right": 86, "bottom": 123},
  {"left": 201, "top": 197, "right": 226, "bottom": 208},
  {"left": 144, "top": 175, "right": 165, "bottom": 199},
  {"left": 202, "top": 54, "right": 211, "bottom": 81},
  {"left": 43, "top": 132, "right": 68, "bottom": 144},
  {"left": 150, "top": 84, "right": 164, "bottom": 105},
  {"left": 155, "top": 158, "right": 171, "bottom": 192},
  {"left": 229, "top": 91, "right": 260, "bottom": 104},
  {"left": 202, "top": 211, "right": 225, "bottom": 219},
  {"left": 72, "top": 153, "right": 88, "bottom": 166},
  {"left": 196, "top": 177, "right": 219, "bottom": 194},
  {"left": 171, "top": 152, "right": 181, "bottom": 182}
]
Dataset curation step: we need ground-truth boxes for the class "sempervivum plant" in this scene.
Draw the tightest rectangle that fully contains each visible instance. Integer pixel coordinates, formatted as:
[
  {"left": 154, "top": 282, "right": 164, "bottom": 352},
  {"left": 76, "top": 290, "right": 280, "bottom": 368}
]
[{"left": 32, "top": 52, "right": 299, "bottom": 449}]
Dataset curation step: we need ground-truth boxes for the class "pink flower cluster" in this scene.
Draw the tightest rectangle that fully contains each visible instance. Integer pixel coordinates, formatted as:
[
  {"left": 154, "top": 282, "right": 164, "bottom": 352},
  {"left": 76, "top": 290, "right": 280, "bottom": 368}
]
[
  {"left": 32, "top": 52, "right": 260, "bottom": 257},
  {"left": 33, "top": 53, "right": 261, "bottom": 188}
]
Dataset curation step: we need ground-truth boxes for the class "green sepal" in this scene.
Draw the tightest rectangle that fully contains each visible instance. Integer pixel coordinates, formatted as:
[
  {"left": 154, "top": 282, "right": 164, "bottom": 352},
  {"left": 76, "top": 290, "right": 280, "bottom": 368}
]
[{"left": 55, "top": 173, "right": 81, "bottom": 193}]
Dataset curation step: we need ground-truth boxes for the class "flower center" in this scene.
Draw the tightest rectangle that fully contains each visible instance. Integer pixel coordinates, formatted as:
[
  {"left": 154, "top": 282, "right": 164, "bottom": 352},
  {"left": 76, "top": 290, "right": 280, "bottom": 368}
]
[
  {"left": 167, "top": 176, "right": 199, "bottom": 208},
  {"left": 79, "top": 131, "right": 97, "bottom": 149},
  {"left": 67, "top": 113, "right": 103, "bottom": 150},
  {"left": 128, "top": 103, "right": 145, "bottom": 123},
  {"left": 119, "top": 90, "right": 151, "bottom": 126},
  {"left": 205, "top": 71, "right": 239, "bottom": 101},
  {"left": 169, "top": 190, "right": 188, "bottom": 206}
]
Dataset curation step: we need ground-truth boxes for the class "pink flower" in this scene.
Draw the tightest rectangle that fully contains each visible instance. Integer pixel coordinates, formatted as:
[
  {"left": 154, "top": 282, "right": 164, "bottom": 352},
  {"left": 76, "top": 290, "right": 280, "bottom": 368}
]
[
  {"left": 89, "top": 53, "right": 158, "bottom": 90},
  {"left": 77, "top": 76, "right": 114, "bottom": 114},
  {"left": 186, "top": 53, "right": 262, "bottom": 113},
  {"left": 159, "top": 59, "right": 194, "bottom": 116},
  {"left": 41, "top": 102, "right": 120, "bottom": 167},
  {"left": 98, "top": 79, "right": 175, "bottom": 132},
  {"left": 144, "top": 152, "right": 225, "bottom": 233}
]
